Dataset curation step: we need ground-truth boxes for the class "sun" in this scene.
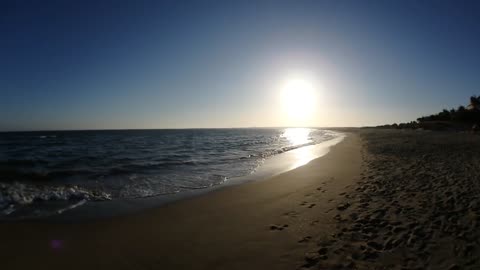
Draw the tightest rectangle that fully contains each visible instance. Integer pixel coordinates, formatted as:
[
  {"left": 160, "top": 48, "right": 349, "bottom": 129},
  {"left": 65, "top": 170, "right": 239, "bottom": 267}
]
[{"left": 281, "top": 78, "right": 317, "bottom": 122}]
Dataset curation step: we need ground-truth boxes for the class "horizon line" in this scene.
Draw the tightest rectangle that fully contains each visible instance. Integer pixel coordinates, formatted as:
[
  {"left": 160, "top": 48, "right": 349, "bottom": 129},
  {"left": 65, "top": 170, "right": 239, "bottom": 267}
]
[{"left": 0, "top": 126, "right": 363, "bottom": 133}]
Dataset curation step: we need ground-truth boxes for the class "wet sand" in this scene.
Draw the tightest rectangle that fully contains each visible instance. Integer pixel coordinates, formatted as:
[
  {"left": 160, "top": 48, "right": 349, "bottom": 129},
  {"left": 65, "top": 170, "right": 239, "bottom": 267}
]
[{"left": 0, "top": 133, "right": 363, "bottom": 270}]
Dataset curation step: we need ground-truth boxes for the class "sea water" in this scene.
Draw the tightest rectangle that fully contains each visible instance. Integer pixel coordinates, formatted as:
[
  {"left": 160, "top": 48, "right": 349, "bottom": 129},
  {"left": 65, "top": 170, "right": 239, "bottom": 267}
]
[{"left": 0, "top": 128, "right": 343, "bottom": 219}]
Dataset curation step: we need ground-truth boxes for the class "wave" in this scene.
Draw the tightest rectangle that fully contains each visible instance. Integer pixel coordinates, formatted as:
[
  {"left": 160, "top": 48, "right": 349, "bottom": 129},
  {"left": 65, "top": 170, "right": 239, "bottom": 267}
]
[
  {"left": 0, "top": 128, "right": 343, "bottom": 218},
  {"left": 0, "top": 168, "right": 95, "bottom": 182},
  {"left": 0, "top": 182, "right": 111, "bottom": 218}
]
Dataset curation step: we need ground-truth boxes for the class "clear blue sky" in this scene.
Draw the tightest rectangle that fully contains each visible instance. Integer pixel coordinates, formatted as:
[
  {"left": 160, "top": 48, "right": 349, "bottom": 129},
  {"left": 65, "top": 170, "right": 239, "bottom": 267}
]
[{"left": 2, "top": 0, "right": 480, "bottom": 131}]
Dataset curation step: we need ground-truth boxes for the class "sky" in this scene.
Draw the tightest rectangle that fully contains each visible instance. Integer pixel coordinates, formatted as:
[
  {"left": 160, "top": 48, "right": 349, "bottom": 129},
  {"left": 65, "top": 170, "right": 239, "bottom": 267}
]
[{"left": 1, "top": 0, "right": 480, "bottom": 131}]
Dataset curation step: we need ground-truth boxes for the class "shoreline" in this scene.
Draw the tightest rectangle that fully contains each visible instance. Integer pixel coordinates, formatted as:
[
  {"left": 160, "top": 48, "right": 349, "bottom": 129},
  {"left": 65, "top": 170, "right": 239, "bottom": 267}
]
[
  {"left": 0, "top": 132, "right": 363, "bottom": 270},
  {"left": 4, "top": 131, "right": 345, "bottom": 222}
]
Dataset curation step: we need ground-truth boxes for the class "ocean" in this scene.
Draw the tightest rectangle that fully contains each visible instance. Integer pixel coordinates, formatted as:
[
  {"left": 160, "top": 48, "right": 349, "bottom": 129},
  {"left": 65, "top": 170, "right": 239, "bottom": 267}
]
[{"left": 0, "top": 128, "right": 343, "bottom": 219}]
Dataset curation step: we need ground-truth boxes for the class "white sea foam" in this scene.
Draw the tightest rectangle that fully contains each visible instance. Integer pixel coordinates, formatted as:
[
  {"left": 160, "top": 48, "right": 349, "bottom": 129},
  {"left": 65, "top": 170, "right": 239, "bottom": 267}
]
[{"left": 0, "top": 182, "right": 111, "bottom": 217}]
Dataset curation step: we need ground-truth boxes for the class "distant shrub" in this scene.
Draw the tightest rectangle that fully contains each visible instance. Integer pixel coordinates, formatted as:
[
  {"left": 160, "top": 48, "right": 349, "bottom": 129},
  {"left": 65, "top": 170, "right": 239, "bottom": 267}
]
[{"left": 378, "top": 95, "right": 480, "bottom": 130}]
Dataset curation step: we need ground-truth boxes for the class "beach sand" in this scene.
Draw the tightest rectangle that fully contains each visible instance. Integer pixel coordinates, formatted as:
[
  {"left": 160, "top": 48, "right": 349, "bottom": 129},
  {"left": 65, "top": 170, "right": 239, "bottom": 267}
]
[
  {"left": 303, "top": 129, "right": 480, "bottom": 269},
  {"left": 3, "top": 129, "right": 480, "bottom": 270},
  {"left": 0, "top": 133, "right": 362, "bottom": 270}
]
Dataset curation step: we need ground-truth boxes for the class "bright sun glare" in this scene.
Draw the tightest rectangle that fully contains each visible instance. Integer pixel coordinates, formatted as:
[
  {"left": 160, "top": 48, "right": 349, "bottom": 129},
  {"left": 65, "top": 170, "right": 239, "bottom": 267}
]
[{"left": 281, "top": 78, "right": 317, "bottom": 122}]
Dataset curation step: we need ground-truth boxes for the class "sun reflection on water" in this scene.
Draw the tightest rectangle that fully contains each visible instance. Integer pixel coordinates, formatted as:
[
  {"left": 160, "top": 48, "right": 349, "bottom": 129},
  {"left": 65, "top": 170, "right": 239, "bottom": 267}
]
[
  {"left": 282, "top": 128, "right": 317, "bottom": 169},
  {"left": 252, "top": 128, "right": 342, "bottom": 178},
  {"left": 290, "top": 146, "right": 317, "bottom": 168},
  {"left": 282, "top": 128, "right": 312, "bottom": 146}
]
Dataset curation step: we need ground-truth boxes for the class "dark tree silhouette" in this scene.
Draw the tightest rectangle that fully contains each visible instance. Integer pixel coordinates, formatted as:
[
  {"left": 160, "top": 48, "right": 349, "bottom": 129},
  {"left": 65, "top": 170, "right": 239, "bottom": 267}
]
[
  {"left": 380, "top": 95, "right": 480, "bottom": 130},
  {"left": 469, "top": 96, "right": 480, "bottom": 110}
]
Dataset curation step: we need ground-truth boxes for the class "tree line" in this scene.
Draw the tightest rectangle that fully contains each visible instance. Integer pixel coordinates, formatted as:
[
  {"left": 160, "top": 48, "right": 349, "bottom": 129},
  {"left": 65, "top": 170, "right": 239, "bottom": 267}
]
[{"left": 376, "top": 96, "right": 480, "bottom": 130}]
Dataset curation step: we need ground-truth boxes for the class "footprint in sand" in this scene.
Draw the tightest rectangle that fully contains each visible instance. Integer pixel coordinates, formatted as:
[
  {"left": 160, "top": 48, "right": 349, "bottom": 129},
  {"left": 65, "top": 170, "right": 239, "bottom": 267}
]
[
  {"left": 300, "top": 202, "right": 316, "bottom": 209},
  {"left": 325, "top": 208, "right": 334, "bottom": 214},
  {"left": 269, "top": 224, "right": 289, "bottom": 231},
  {"left": 298, "top": 236, "right": 312, "bottom": 243},
  {"left": 283, "top": 211, "right": 299, "bottom": 218}
]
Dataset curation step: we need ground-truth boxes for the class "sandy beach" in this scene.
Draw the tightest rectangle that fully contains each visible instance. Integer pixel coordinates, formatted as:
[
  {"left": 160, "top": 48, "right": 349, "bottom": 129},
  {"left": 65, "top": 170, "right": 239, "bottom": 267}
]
[
  {"left": 304, "top": 129, "right": 480, "bottom": 270},
  {"left": 4, "top": 1, "right": 480, "bottom": 269},
  {"left": 2, "top": 129, "right": 480, "bottom": 270},
  {"left": 0, "top": 132, "right": 362, "bottom": 270}
]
